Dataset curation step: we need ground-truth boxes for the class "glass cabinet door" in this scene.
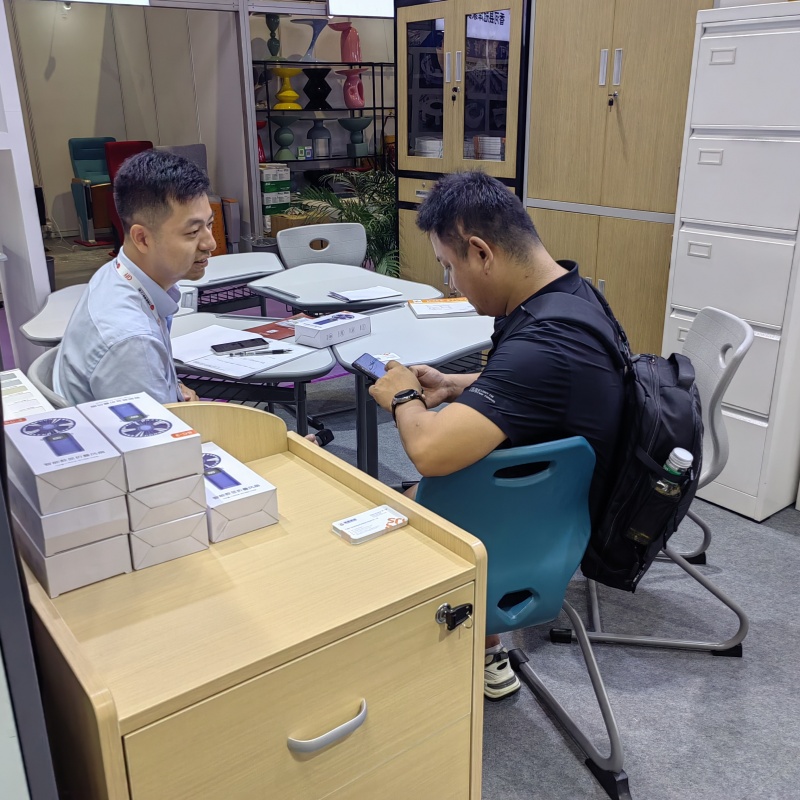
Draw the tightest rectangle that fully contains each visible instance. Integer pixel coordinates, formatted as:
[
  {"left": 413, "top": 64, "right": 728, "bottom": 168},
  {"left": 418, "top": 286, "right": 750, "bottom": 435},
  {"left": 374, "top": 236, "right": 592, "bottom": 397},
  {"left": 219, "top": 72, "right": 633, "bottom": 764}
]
[
  {"left": 397, "top": 4, "right": 449, "bottom": 172},
  {"left": 453, "top": 0, "right": 524, "bottom": 178}
]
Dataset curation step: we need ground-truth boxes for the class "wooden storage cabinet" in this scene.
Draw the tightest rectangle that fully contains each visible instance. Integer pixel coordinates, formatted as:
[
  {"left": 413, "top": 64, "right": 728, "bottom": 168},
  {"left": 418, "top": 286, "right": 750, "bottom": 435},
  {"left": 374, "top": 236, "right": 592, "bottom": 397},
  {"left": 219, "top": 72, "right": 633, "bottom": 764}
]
[
  {"left": 25, "top": 404, "right": 488, "bottom": 799},
  {"left": 399, "top": 208, "right": 448, "bottom": 294},
  {"left": 663, "top": 3, "right": 800, "bottom": 520},
  {"left": 125, "top": 585, "right": 475, "bottom": 800}
]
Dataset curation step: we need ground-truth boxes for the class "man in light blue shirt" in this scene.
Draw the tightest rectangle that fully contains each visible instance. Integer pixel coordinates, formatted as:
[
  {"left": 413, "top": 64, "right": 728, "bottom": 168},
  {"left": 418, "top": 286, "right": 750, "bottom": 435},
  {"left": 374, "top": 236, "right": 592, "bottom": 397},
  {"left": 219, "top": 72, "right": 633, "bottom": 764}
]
[{"left": 55, "top": 150, "right": 215, "bottom": 405}]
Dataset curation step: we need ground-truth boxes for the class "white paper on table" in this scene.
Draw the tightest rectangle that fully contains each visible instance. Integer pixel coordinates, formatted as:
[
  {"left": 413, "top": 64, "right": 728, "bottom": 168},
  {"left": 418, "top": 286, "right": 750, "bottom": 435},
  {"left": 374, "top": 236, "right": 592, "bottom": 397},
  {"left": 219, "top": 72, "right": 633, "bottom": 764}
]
[
  {"left": 188, "top": 345, "right": 314, "bottom": 378},
  {"left": 171, "top": 325, "right": 262, "bottom": 363},
  {"left": 328, "top": 286, "right": 404, "bottom": 302}
]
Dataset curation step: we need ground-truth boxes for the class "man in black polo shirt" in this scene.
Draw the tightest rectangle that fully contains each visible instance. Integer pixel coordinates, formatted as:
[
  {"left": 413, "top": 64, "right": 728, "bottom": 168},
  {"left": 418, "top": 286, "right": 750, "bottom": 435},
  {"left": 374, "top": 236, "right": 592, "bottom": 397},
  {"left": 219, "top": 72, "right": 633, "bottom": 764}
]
[{"left": 369, "top": 171, "right": 624, "bottom": 699}]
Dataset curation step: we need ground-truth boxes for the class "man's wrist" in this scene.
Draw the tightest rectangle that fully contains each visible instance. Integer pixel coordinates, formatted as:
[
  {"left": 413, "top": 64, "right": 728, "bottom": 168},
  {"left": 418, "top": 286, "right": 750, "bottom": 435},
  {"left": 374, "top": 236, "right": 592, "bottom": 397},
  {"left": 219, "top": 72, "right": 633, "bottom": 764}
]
[{"left": 391, "top": 389, "right": 426, "bottom": 424}]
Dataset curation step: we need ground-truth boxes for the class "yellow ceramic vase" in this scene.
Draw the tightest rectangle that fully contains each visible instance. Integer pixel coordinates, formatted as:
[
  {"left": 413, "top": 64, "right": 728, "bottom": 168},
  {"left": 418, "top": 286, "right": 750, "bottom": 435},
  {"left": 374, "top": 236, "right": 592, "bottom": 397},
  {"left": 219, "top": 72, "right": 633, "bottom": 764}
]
[{"left": 273, "top": 66, "right": 302, "bottom": 110}]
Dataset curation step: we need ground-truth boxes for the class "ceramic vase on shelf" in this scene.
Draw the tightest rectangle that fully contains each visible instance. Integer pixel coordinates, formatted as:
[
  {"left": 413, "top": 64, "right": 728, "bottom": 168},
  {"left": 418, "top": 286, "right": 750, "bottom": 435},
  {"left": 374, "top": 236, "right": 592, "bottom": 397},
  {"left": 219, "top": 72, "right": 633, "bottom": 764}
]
[
  {"left": 328, "top": 21, "right": 362, "bottom": 63},
  {"left": 307, "top": 119, "right": 332, "bottom": 160},
  {"left": 338, "top": 116, "right": 372, "bottom": 158},
  {"left": 265, "top": 14, "right": 280, "bottom": 59},
  {"left": 272, "top": 66, "right": 302, "bottom": 110},
  {"left": 269, "top": 115, "right": 300, "bottom": 160},
  {"left": 335, "top": 68, "right": 368, "bottom": 110},
  {"left": 303, "top": 68, "right": 332, "bottom": 111},
  {"left": 292, "top": 18, "right": 329, "bottom": 63}
]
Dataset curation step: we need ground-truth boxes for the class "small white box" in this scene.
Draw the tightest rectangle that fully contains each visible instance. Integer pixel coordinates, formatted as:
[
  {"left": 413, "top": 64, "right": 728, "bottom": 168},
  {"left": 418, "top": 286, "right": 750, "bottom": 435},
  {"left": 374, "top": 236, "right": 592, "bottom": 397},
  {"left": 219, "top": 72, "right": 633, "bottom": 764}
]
[
  {"left": 12, "top": 515, "right": 132, "bottom": 599},
  {"left": 4, "top": 408, "right": 126, "bottom": 514},
  {"left": 331, "top": 505, "right": 409, "bottom": 545},
  {"left": 294, "top": 312, "right": 371, "bottom": 349},
  {"left": 77, "top": 393, "right": 203, "bottom": 491},
  {"left": 202, "top": 443, "right": 278, "bottom": 542},
  {"left": 9, "top": 476, "right": 129, "bottom": 556},
  {"left": 127, "top": 474, "right": 206, "bottom": 531},
  {"left": 129, "top": 512, "right": 209, "bottom": 570}
]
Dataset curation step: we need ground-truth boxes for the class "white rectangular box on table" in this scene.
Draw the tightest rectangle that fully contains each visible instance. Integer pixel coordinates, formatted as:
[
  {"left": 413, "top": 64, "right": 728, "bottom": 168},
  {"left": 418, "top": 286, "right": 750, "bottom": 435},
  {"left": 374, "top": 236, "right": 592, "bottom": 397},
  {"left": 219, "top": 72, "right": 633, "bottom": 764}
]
[
  {"left": 202, "top": 442, "right": 278, "bottom": 542},
  {"left": 8, "top": 476, "right": 129, "bottom": 556},
  {"left": 11, "top": 514, "right": 131, "bottom": 599},
  {"left": 294, "top": 312, "right": 371, "bottom": 349},
  {"left": 4, "top": 408, "right": 125, "bottom": 514},
  {"left": 127, "top": 473, "right": 206, "bottom": 531},
  {"left": 129, "top": 512, "right": 209, "bottom": 570},
  {"left": 77, "top": 393, "right": 203, "bottom": 491}
]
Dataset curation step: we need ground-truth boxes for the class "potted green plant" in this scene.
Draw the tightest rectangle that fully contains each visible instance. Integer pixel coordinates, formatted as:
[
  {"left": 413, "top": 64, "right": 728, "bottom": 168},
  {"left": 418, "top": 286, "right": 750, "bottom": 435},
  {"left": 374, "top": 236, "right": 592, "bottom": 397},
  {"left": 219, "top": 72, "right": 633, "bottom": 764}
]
[{"left": 297, "top": 169, "right": 400, "bottom": 277}]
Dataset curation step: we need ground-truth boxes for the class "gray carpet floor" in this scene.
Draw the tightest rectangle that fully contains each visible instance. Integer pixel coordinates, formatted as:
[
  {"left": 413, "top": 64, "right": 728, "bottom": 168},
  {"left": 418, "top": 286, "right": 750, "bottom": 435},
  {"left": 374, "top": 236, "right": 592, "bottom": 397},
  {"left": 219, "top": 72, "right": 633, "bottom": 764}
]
[{"left": 239, "top": 373, "right": 800, "bottom": 800}]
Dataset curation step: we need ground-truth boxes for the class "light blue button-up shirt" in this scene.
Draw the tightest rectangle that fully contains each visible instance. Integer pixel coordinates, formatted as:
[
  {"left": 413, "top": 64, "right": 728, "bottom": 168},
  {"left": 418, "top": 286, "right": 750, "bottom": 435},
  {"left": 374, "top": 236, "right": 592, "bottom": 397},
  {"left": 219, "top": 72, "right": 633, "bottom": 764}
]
[{"left": 54, "top": 248, "right": 182, "bottom": 405}]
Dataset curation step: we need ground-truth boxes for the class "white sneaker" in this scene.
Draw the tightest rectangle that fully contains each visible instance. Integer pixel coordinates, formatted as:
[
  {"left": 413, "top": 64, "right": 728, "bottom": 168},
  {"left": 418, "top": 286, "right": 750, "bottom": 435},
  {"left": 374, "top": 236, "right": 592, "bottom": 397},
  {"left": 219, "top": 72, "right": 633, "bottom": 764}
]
[{"left": 484, "top": 649, "right": 521, "bottom": 699}]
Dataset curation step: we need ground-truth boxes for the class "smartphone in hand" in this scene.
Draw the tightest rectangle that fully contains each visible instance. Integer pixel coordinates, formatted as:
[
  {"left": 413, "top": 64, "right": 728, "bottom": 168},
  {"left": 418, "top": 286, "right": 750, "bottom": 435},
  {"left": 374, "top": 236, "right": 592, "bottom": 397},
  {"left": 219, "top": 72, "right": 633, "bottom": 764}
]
[
  {"left": 211, "top": 337, "right": 269, "bottom": 354},
  {"left": 352, "top": 353, "right": 388, "bottom": 383}
]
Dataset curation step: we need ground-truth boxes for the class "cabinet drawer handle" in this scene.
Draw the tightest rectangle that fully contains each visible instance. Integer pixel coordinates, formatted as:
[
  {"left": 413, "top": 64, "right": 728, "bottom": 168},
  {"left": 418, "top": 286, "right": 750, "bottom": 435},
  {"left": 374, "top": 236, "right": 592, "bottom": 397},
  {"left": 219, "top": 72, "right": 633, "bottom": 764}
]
[
  {"left": 455, "top": 50, "right": 463, "bottom": 82},
  {"left": 598, "top": 49, "right": 609, "bottom": 86},
  {"left": 445, "top": 51, "right": 452, "bottom": 83},
  {"left": 287, "top": 699, "right": 368, "bottom": 754},
  {"left": 597, "top": 279, "right": 606, "bottom": 296},
  {"left": 612, "top": 48, "right": 623, "bottom": 86}
]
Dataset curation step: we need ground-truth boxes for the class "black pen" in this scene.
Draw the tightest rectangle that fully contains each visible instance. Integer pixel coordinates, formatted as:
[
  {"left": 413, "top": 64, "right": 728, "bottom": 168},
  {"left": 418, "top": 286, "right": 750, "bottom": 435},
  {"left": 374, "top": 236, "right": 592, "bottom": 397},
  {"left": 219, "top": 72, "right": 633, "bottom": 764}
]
[{"left": 226, "top": 348, "right": 292, "bottom": 357}]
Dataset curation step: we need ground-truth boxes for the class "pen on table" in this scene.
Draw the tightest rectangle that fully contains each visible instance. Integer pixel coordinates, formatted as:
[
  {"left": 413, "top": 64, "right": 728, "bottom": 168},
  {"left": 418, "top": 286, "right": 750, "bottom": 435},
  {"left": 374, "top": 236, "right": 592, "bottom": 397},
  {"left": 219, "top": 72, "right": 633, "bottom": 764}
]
[{"left": 226, "top": 348, "right": 292, "bottom": 357}]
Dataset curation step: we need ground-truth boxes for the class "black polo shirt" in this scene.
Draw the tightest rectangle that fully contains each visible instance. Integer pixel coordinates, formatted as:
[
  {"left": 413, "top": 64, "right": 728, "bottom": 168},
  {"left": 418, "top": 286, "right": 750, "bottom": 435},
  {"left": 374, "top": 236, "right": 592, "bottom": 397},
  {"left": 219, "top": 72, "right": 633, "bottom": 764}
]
[{"left": 455, "top": 262, "right": 624, "bottom": 520}]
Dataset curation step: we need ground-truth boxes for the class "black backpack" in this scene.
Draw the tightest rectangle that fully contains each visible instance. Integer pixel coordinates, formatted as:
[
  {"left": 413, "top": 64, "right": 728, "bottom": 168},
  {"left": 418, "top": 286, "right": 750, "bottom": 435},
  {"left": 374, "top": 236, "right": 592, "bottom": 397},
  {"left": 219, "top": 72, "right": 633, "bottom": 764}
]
[{"left": 514, "top": 285, "right": 704, "bottom": 592}]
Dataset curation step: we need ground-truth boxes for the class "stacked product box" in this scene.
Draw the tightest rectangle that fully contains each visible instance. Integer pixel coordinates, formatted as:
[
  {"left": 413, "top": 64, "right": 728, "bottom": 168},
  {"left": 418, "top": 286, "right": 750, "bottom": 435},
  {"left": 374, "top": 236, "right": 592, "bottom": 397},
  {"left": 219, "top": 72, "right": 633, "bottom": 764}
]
[
  {"left": 78, "top": 393, "right": 207, "bottom": 571},
  {"left": 5, "top": 408, "right": 131, "bottom": 598},
  {"left": 260, "top": 163, "right": 291, "bottom": 233},
  {"left": 201, "top": 442, "right": 278, "bottom": 542}
]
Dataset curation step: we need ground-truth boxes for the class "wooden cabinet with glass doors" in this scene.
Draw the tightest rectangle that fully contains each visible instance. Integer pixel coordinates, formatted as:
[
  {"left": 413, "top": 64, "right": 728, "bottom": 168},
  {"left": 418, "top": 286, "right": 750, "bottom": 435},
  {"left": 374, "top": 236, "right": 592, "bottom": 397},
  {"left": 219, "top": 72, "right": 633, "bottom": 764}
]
[{"left": 396, "top": 0, "right": 526, "bottom": 287}]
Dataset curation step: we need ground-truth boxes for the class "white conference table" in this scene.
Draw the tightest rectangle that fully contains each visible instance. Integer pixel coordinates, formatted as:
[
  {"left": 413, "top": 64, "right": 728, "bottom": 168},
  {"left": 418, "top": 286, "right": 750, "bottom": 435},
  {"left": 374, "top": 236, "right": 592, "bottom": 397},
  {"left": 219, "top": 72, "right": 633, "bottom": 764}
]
[
  {"left": 19, "top": 285, "right": 86, "bottom": 347},
  {"left": 333, "top": 305, "right": 495, "bottom": 476},
  {"left": 178, "top": 252, "right": 284, "bottom": 290},
  {"left": 248, "top": 263, "right": 442, "bottom": 315},
  {"left": 180, "top": 252, "right": 285, "bottom": 314},
  {"left": 170, "top": 312, "right": 335, "bottom": 436}
]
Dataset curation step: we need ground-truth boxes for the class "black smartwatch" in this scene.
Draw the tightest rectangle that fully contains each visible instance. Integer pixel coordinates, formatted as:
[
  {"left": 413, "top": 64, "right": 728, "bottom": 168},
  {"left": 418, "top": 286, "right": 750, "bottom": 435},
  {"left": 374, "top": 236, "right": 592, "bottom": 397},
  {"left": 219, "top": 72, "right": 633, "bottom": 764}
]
[{"left": 391, "top": 389, "right": 425, "bottom": 424}]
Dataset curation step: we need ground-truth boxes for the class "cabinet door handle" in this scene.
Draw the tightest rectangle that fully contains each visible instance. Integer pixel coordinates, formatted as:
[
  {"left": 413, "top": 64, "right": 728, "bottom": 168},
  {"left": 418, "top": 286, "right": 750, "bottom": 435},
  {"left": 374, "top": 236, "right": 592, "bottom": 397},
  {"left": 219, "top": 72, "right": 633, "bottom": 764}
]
[
  {"left": 455, "top": 50, "right": 463, "bottom": 82},
  {"left": 612, "top": 48, "right": 623, "bottom": 86},
  {"left": 287, "top": 699, "right": 368, "bottom": 754},
  {"left": 597, "top": 279, "right": 606, "bottom": 296},
  {"left": 445, "top": 51, "right": 452, "bottom": 83},
  {"left": 598, "top": 49, "right": 609, "bottom": 86}
]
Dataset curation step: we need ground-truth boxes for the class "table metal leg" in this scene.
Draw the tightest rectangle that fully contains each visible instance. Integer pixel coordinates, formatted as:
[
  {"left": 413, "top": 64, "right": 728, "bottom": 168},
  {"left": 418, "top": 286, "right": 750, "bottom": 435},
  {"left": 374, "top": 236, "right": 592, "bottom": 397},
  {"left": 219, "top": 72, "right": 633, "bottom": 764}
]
[
  {"left": 294, "top": 382, "right": 309, "bottom": 437},
  {"left": 355, "top": 375, "right": 379, "bottom": 477},
  {"left": 259, "top": 296, "right": 267, "bottom": 316}
]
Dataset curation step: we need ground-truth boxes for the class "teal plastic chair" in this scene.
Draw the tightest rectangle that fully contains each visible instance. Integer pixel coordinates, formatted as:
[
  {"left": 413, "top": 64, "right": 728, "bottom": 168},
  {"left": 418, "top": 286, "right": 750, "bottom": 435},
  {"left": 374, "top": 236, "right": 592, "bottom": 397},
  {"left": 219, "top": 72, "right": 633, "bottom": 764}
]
[
  {"left": 68, "top": 137, "right": 115, "bottom": 245},
  {"left": 416, "top": 437, "right": 630, "bottom": 800}
]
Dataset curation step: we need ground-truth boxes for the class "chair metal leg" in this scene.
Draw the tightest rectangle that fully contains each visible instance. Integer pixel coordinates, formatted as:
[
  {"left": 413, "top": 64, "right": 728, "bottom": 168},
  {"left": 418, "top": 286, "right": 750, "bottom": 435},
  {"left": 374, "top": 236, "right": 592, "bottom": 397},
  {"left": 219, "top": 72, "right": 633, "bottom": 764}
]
[
  {"left": 553, "top": 549, "right": 749, "bottom": 656},
  {"left": 510, "top": 600, "right": 630, "bottom": 800},
  {"left": 655, "top": 508, "right": 711, "bottom": 565}
]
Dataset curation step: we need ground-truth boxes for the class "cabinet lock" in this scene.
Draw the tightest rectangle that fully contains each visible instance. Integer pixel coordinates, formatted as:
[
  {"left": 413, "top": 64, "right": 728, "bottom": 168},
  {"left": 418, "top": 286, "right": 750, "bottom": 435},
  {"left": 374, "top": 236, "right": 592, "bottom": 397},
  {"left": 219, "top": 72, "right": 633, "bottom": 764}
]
[{"left": 436, "top": 603, "right": 473, "bottom": 631}]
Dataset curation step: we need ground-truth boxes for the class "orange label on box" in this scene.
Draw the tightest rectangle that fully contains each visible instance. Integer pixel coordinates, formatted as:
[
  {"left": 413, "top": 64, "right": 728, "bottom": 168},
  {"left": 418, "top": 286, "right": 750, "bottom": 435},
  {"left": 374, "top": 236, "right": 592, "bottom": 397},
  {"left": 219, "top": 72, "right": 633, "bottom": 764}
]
[
  {"left": 4, "top": 418, "right": 26, "bottom": 425},
  {"left": 171, "top": 430, "right": 198, "bottom": 439}
]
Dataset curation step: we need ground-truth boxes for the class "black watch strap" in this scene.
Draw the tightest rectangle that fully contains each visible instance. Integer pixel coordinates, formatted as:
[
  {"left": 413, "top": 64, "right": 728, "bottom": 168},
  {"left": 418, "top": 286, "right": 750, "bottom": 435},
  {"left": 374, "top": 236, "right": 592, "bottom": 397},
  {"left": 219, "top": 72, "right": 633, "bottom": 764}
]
[{"left": 391, "top": 390, "right": 425, "bottom": 424}]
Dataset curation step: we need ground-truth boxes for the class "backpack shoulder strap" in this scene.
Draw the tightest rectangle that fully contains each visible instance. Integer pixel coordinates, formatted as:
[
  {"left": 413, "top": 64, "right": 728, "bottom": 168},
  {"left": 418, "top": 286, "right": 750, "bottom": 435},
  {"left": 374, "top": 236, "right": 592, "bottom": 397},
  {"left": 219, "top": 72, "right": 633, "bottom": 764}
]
[{"left": 499, "top": 285, "right": 631, "bottom": 370}]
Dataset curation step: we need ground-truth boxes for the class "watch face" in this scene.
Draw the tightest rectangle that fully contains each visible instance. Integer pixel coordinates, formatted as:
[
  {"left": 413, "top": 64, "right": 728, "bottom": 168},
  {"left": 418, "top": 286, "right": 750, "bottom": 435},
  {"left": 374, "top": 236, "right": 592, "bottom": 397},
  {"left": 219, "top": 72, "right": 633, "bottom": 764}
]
[{"left": 394, "top": 389, "right": 421, "bottom": 402}]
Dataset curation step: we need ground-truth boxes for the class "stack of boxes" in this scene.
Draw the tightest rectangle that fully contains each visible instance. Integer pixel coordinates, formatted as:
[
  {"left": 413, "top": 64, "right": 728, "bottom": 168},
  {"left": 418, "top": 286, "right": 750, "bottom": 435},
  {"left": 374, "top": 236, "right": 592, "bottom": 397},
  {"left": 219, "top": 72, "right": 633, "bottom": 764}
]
[
  {"left": 261, "top": 164, "right": 291, "bottom": 235},
  {"left": 5, "top": 392, "right": 281, "bottom": 597},
  {"left": 5, "top": 408, "right": 132, "bottom": 597},
  {"left": 78, "top": 394, "right": 207, "bottom": 571}
]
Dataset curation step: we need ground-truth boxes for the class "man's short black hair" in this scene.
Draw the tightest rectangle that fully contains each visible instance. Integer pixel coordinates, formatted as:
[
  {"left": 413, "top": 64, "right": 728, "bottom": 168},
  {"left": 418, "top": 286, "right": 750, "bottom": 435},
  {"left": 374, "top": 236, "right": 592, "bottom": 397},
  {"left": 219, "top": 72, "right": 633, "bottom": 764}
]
[
  {"left": 416, "top": 171, "right": 540, "bottom": 260},
  {"left": 114, "top": 150, "right": 210, "bottom": 235}
]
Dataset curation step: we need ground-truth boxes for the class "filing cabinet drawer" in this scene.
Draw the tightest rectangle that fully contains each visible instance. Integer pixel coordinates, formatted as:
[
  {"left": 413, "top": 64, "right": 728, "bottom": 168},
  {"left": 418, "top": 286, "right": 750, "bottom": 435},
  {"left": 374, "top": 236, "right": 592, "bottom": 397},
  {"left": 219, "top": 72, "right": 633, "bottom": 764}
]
[
  {"left": 664, "top": 310, "right": 780, "bottom": 417},
  {"left": 671, "top": 229, "right": 794, "bottom": 326},
  {"left": 710, "top": 410, "right": 767, "bottom": 497},
  {"left": 124, "top": 585, "right": 475, "bottom": 800},
  {"left": 682, "top": 137, "right": 800, "bottom": 231},
  {"left": 692, "top": 29, "right": 800, "bottom": 128}
]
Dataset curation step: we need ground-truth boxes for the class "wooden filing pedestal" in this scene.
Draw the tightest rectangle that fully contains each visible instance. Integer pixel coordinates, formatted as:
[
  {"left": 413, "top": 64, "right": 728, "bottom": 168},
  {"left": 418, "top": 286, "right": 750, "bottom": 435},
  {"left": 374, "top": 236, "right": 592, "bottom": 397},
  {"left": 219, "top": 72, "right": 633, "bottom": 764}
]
[{"left": 24, "top": 403, "right": 487, "bottom": 799}]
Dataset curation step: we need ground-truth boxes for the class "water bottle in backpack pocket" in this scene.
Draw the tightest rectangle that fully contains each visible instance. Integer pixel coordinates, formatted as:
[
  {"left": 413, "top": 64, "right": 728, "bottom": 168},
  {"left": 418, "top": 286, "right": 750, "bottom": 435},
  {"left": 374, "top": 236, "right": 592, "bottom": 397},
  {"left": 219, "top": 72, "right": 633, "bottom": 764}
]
[{"left": 625, "top": 448, "right": 694, "bottom": 547}]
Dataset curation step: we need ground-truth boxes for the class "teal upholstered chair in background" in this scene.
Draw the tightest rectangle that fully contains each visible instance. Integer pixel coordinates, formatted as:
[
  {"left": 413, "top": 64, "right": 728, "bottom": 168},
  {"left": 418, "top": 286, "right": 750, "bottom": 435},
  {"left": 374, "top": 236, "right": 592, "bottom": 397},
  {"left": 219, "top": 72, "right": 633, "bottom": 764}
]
[
  {"left": 68, "top": 137, "right": 115, "bottom": 246},
  {"left": 415, "top": 437, "right": 630, "bottom": 800}
]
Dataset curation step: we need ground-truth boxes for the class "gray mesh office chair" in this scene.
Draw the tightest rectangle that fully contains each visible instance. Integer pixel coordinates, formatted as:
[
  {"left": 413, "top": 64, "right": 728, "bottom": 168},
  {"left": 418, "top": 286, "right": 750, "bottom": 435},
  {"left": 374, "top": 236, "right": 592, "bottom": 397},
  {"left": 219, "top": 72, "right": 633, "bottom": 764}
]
[
  {"left": 554, "top": 307, "right": 753, "bottom": 656},
  {"left": 27, "top": 347, "right": 69, "bottom": 409},
  {"left": 276, "top": 223, "right": 367, "bottom": 269}
]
